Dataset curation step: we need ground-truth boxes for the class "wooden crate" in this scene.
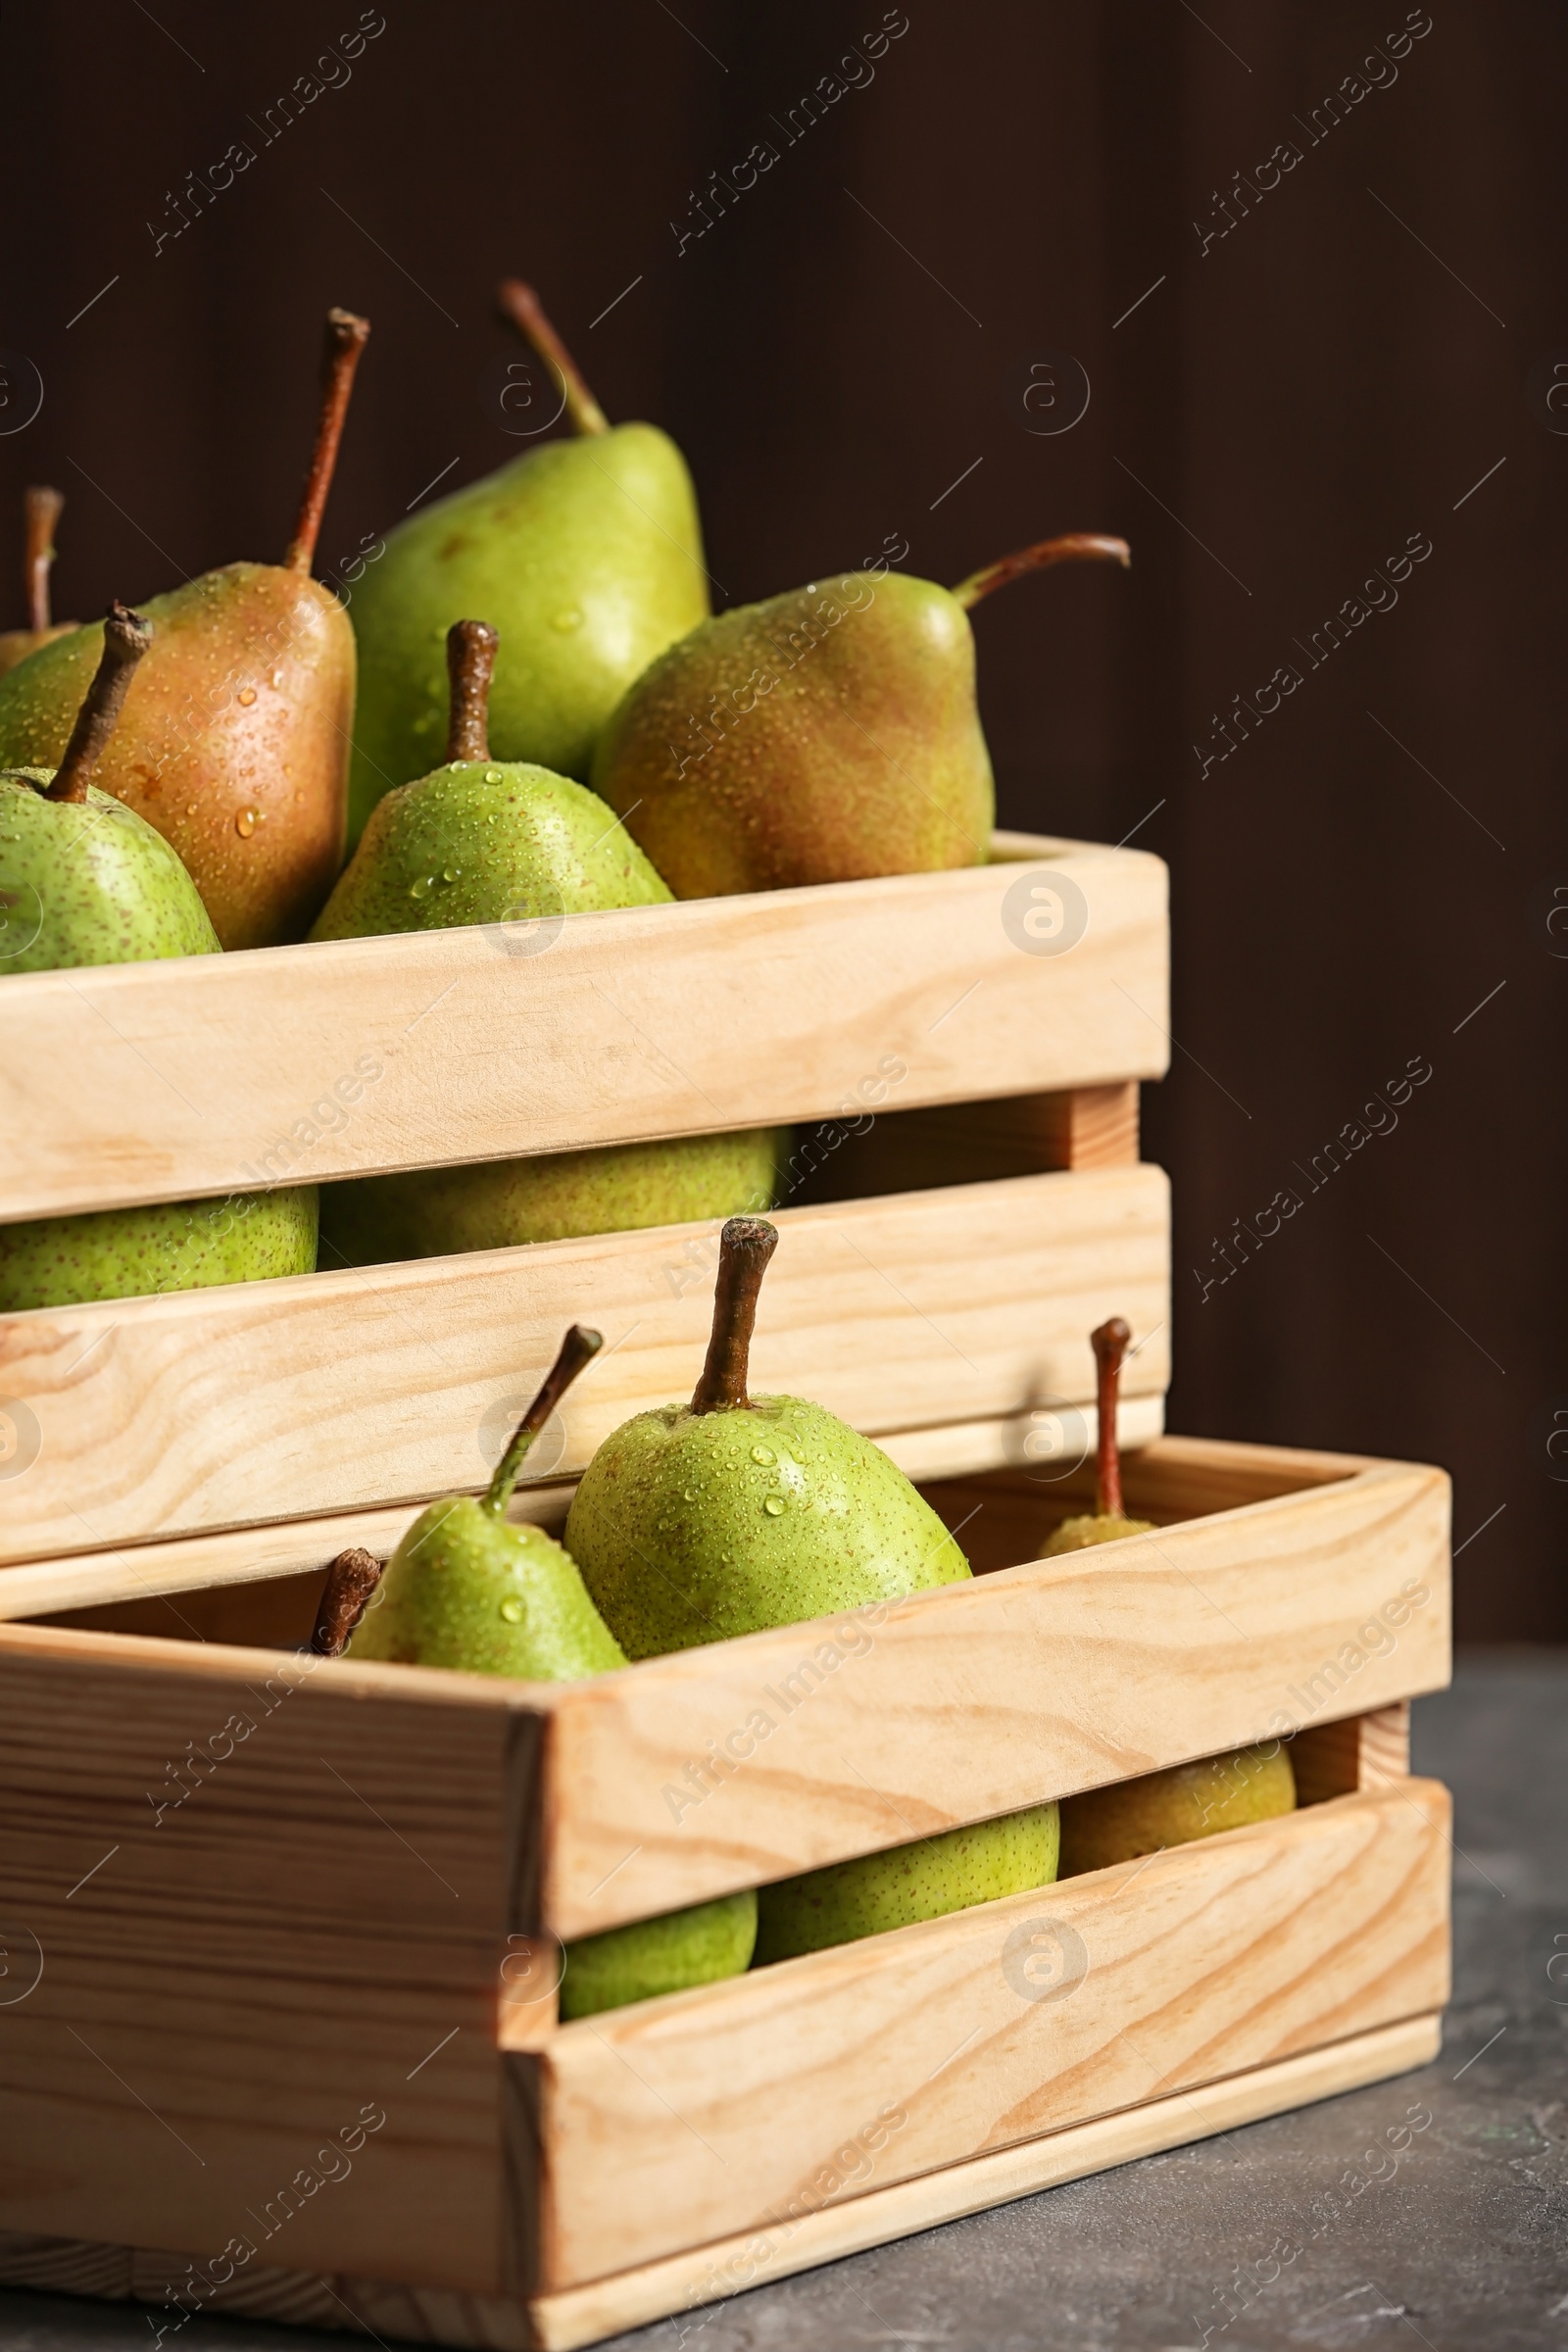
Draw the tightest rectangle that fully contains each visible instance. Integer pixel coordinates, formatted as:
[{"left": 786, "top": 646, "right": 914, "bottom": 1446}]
[{"left": 0, "top": 830, "right": 1453, "bottom": 2346}]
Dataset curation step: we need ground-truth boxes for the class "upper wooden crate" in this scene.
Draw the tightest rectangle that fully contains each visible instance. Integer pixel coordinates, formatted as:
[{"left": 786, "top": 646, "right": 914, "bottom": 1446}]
[{"left": 0, "top": 832, "right": 1167, "bottom": 1219}]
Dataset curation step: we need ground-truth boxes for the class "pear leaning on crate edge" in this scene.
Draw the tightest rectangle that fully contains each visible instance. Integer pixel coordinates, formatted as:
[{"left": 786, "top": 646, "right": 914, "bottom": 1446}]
[
  {"left": 344, "top": 277, "right": 710, "bottom": 845},
  {"left": 0, "top": 309, "right": 370, "bottom": 949},
  {"left": 589, "top": 530, "right": 1131, "bottom": 897},
  {"left": 0, "top": 485, "right": 75, "bottom": 677},
  {"left": 565, "top": 1217, "right": 1057, "bottom": 1963},
  {"left": 321, "top": 1326, "right": 757, "bottom": 2019},
  {"left": 313, "top": 618, "right": 780, "bottom": 1265},
  {"left": 0, "top": 604, "right": 318, "bottom": 1310},
  {"left": 1039, "top": 1316, "right": 1297, "bottom": 1873}
]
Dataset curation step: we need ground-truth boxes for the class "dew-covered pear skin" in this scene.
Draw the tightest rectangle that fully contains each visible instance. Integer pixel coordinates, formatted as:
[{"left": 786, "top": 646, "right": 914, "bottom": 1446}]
[
  {"left": 560, "top": 1890, "right": 757, "bottom": 2020},
  {"left": 755, "top": 1801, "right": 1059, "bottom": 1965},
  {"left": 1041, "top": 1509, "right": 1156, "bottom": 1555},
  {"left": 565, "top": 1396, "right": 971, "bottom": 1658},
  {"left": 346, "top": 1496, "right": 627, "bottom": 1680},
  {"left": 310, "top": 758, "right": 672, "bottom": 941},
  {"left": 0, "top": 565, "right": 353, "bottom": 950},
  {"left": 347, "top": 425, "right": 710, "bottom": 844},
  {"left": 0, "top": 1186, "right": 318, "bottom": 1312},
  {"left": 0, "top": 772, "right": 220, "bottom": 969},
  {"left": 1058, "top": 1743, "right": 1298, "bottom": 1876},
  {"left": 590, "top": 569, "right": 995, "bottom": 897}
]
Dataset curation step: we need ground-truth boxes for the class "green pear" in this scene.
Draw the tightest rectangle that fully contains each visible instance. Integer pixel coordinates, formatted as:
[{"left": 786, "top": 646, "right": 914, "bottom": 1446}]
[
  {"left": 1040, "top": 1317, "right": 1155, "bottom": 1555},
  {"left": 0, "top": 605, "right": 316, "bottom": 1309},
  {"left": 755, "top": 1802, "right": 1059, "bottom": 1965},
  {"left": 590, "top": 532, "right": 1130, "bottom": 898},
  {"left": 315, "top": 622, "right": 778, "bottom": 1263},
  {"left": 345, "top": 279, "right": 709, "bottom": 845},
  {"left": 0, "top": 314, "right": 370, "bottom": 948},
  {"left": 327, "top": 1328, "right": 756, "bottom": 2016},
  {"left": 1058, "top": 1744, "right": 1298, "bottom": 1875},
  {"left": 565, "top": 1218, "right": 970, "bottom": 1657}
]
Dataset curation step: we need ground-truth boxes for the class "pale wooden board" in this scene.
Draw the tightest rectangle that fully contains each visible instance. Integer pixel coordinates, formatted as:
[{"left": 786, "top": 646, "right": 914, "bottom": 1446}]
[
  {"left": 527, "top": 1445, "right": 1450, "bottom": 1936},
  {"left": 528, "top": 1782, "right": 1450, "bottom": 2287},
  {"left": 0, "top": 1165, "right": 1171, "bottom": 1567},
  {"left": 0, "top": 834, "right": 1168, "bottom": 1221},
  {"left": 0, "top": 1396, "right": 1169, "bottom": 1623},
  {"left": 0, "top": 1627, "right": 523, "bottom": 2292},
  {"left": 799, "top": 1078, "right": 1141, "bottom": 1200},
  {"left": 1294, "top": 1701, "right": 1411, "bottom": 1806},
  {"left": 0, "top": 2015, "right": 1444, "bottom": 2352}
]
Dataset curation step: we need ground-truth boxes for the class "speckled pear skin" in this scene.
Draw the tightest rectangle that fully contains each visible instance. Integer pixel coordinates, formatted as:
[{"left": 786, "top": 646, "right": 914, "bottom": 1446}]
[
  {"left": 310, "top": 757, "right": 673, "bottom": 941},
  {"left": 565, "top": 1396, "right": 971, "bottom": 1659},
  {"left": 0, "top": 1185, "right": 318, "bottom": 1312},
  {"left": 589, "top": 569, "right": 995, "bottom": 898},
  {"left": 346, "top": 425, "right": 710, "bottom": 845},
  {"left": 0, "top": 621, "right": 73, "bottom": 680},
  {"left": 560, "top": 1890, "right": 758, "bottom": 2021},
  {"left": 345, "top": 1489, "right": 757, "bottom": 2018},
  {"left": 321, "top": 1128, "right": 782, "bottom": 1264},
  {"left": 0, "top": 770, "right": 220, "bottom": 969},
  {"left": 1059, "top": 1744, "right": 1298, "bottom": 1877},
  {"left": 1041, "top": 1508, "right": 1156, "bottom": 1555},
  {"left": 347, "top": 1497, "right": 627, "bottom": 1679},
  {"left": 756, "top": 1801, "right": 1059, "bottom": 1965},
  {"left": 0, "top": 565, "right": 354, "bottom": 950}
]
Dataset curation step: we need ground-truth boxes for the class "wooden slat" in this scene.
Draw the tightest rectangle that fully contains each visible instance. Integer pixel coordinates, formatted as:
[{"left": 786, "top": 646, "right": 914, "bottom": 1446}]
[
  {"left": 0, "top": 834, "right": 1167, "bottom": 1221},
  {"left": 0, "top": 1396, "right": 1170, "bottom": 1623},
  {"left": 527, "top": 1443, "right": 1449, "bottom": 1936},
  {"left": 0, "top": 2015, "right": 1444, "bottom": 2352},
  {"left": 1293, "top": 1701, "right": 1412, "bottom": 1805},
  {"left": 529, "top": 1783, "right": 1450, "bottom": 2288},
  {"left": 0, "top": 1628, "right": 523, "bottom": 2292},
  {"left": 0, "top": 1166, "right": 1170, "bottom": 1567},
  {"left": 798, "top": 1079, "right": 1140, "bottom": 1201}
]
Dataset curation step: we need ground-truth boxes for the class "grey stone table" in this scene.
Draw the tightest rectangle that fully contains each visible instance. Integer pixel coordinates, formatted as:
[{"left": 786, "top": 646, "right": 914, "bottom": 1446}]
[{"left": 2, "top": 1653, "right": 1563, "bottom": 2352}]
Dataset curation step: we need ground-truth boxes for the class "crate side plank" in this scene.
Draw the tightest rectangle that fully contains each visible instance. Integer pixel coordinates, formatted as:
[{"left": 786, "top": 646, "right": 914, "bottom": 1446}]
[
  {"left": 0, "top": 1165, "right": 1170, "bottom": 1565},
  {"left": 531, "top": 1782, "right": 1448, "bottom": 2287},
  {"left": 536, "top": 1459, "right": 1449, "bottom": 1936},
  {"left": 0, "top": 2015, "right": 1443, "bottom": 2352},
  {"left": 0, "top": 838, "right": 1167, "bottom": 1222},
  {"left": 0, "top": 1641, "right": 527, "bottom": 2292}
]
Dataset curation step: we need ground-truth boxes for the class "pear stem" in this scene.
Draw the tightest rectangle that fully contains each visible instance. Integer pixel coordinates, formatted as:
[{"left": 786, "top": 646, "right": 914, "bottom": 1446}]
[
  {"left": 484, "top": 1325, "right": 605, "bottom": 1517},
  {"left": 1091, "top": 1317, "right": 1132, "bottom": 1519},
  {"left": 446, "top": 620, "right": 498, "bottom": 761},
  {"left": 24, "top": 485, "right": 63, "bottom": 634},
  {"left": 497, "top": 279, "right": 610, "bottom": 437},
  {"left": 44, "top": 602, "right": 152, "bottom": 805},
  {"left": 310, "top": 1547, "right": 385, "bottom": 1656},
  {"left": 951, "top": 533, "right": 1131, "bottom": 612},
  {"left": 285, "top": 307, "right": 371, "bottom": 575},
  {"left": 691, "top": 1219, "right": 779, "bottom": 1415}
]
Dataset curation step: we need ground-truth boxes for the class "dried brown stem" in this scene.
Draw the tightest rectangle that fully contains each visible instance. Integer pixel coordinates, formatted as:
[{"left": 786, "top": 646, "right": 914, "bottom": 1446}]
[
  {"left": 951, "top": 533, "right": 1131, "bottom": 612},
  {"left": 485, "top": 1326, "right": 605, "bottom": 1516},
  {"left": 446, "top": 620, "right": 498, "bottom": 762},
  {"left": 45, "top": 602, "right": 152, "bottom": 804},
  {"left": 285, "top": 307, "right": 371, "bottom": 574},
  {"left": 691, "top": 1219, "right": 779, "bottom": 1414},
  {"left": 1091, "top": 1316, "right": 1132, "bottom": 1519},
  {"left": 310, "top": 1547, "right": 385, "bottom": 1656},
  {"left": 497, "top": 278, "right": 610, "bottom": 437},
  {"left": 24, "top": 485, "right": 63, "bottom": 634}
]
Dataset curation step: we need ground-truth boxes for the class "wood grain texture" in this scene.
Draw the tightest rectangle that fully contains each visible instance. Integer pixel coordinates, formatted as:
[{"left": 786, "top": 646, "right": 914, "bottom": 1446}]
[
  {"left": 1293, "top": 1702, "right": 1412, "bottom": 1806},
  {"left": 528, "top": 1445, "right": 1450, "bottom": 1937},
  {"left": 0, "top": 1397, "right": 1168, "bottom": 1624},
  {"left": 531, "top": 1783, "right": 1450, "bottom": 2287},
  {"left": 0, "top": 1165, "right": 1171, "bottom": 1567},
  {"left": 796, "top": 1080, "right": 1141, "bottom": 1201},
  {"left": 0, "top": 2015, "right": 1444, "bottom": 2352},
  {"left": 0, "top": 1624, "right": 523, "bottom": 2291},
  {"left": 0, "top": 835, "right": 1167, "bottom": 1222}
]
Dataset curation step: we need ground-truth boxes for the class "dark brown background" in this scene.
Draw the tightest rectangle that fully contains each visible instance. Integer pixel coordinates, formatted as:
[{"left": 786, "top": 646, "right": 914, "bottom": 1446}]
[{"left": 2, "top": 2, "right": 1561, "bottom": 1638}]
